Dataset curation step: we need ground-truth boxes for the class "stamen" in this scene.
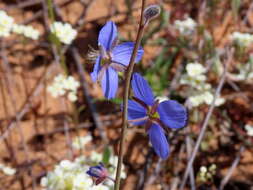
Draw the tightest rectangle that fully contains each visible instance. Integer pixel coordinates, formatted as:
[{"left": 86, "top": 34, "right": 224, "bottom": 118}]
[
  {"left": 150, "top": 100, "right": 159, "bottom": 115},
  {"left": 87, "top": 46, "right": 99, "bottom": 62},
  {"left": 128, "top": 116, "right": 148, "bottom": 123}
]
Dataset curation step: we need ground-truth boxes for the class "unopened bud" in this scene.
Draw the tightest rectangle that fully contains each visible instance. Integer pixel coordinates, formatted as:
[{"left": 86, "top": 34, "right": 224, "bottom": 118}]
[{"left": 144, "top": 5, "right": 161, "bottom": 24}]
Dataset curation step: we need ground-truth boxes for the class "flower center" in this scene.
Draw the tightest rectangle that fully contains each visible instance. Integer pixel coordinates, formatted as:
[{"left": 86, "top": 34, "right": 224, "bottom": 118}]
[{"left": 148, "top": 111, "right": 159, "bottom": 119}]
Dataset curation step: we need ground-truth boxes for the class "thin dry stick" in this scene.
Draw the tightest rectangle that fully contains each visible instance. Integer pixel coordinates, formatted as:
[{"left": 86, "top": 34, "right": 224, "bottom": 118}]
[
  {"left": 145, "top": 158, "right": 163, "bottom": 188},
  {"left": 114, "top": 1, "right": 146, "bottom": 189},
  {"left": 1, "top": 42, "right": 36, "bottom": 190},
  {"left": 0, "top": 64, "right": 55, "bottom": 142},
  {"left": 186, "top": 134, "right": 196, "bottom": 190},
  {"left": 60, "top": 98, "right": 74, "bottom": 159},
  {"left": 219, "top": 146, "right": 245, "bottom": 190},
  {"left": 179, "top": 50, "right": 232, "bottom": 190},
  {"left": 71, "top": 48, "right": 106, "bottom": 142}
]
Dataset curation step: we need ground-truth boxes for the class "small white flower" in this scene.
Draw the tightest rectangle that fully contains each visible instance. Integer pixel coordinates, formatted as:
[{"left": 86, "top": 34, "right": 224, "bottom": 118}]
[
  {"left": 73, "top": 173, "right": 93, "bottom": 189},
  {"left": 90, "top": 151, "right": 103, "bottom": 162},
  {"left": 59, "top": 160, "right": 75, "bottom": 170},
  {"left": 0, "top": 11, "right": 14, "bottom": 37},
  {"left": 50, "top": 21, "right": 77, "bottom": 44},
  {"left": 40, "top": 177, "right": 48, "bottom": 187},
  {"left": 186, "top": 63, "right": 206, "bottom": 77},
  {"left": 68, "top": 92, "right": 78, "bottom": 102},
  {"left": 72, "top": 136, "right": 92, "bottom": 150},
  {"left": 174, "top": 17, "right": 197, "bottom": 36},
  {"left": 230, "top": 32, "right": 253, "bottom": 47},
  {"left": 47, "top": 74, "right": 79, "bottom": 102},
  {"left": 2, "top": 166, "right": 16, "bottom": 176},
  {"left": 200, "top": 166, "right": 207, "bottom": 173},
  {"left": 63, "top": 76, "right": 80, "bottom": 91},
  {"left": 92, "top": 185, "right": 110, "bottom": 190},
  {"left": 245, "top": 124, "right": 253, "bottom": 136},
  {"left": 189, "top": 95, "right": 203, "bottom": 107},
  {"left": 23, "top": 25, "right": 40, "bottom": 40},
  {"left": 12, "top": 24, "right": 25, "bottom": 34}
]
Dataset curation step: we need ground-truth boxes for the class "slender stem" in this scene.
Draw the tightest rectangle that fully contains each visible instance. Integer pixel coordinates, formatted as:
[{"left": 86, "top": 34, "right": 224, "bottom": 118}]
[
  {"left": 219, "top": 146, "right": 245, "bottom": 190},
  {"left": 179, "top": 50, "right": 232, "bottom": 190},
  {"left": 114, "top": 1, "right": 146, "bottom": 189}
]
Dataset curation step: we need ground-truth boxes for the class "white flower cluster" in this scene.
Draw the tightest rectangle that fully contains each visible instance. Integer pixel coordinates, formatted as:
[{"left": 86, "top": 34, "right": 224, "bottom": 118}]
[
  {"left": 47, "top": 74, "right": 80, "bottom": 102},
  {"left": 245, "top": 124, "right": 253, "bottom": 136},
  {"left": 0, "top": 10, "right": 14, "bottom": 37},
  {"left": 12, "top": 24, "right": 40, "bottom": 40},
  {"left": 0, "top": 10, "right": 40, "bottom": 39},
  {"left": 197, "top": 164, "right": 216, "bottom": 183},
  {"left": 41, "top": 151, "right": 126, "bottom": 190},
  {"left": 180, "top": 62, "right": 225, "bottom": 108},
  {"left": 50, "top": 22, "right": 77, "bottom": 44},
  {"left": 72, "top": 135, "right": 92, "bottom": 150},
  {"left": 229, "top": 55, "right": 253, "bottom": 82},
  {"left": 174, "top": 17, "right": 197, "bottom": 36},
  {"left": 0, "top": 163, "right": 16, "bottom": 176},
  {"left": 230, "top": 32, "right": 253, "bottom": 47},
  {"left": 40, "top": 158, "right": 109, "bottom": 190}
]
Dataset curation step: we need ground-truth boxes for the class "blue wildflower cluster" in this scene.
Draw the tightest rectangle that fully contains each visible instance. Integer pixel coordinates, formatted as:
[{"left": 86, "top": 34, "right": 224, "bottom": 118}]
[{"left": 90, "top": 21, "right": 188, "bottom": 160}]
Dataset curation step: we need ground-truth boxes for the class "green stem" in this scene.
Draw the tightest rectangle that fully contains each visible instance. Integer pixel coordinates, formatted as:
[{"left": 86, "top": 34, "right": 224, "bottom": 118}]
[
  {"left": 47, "top": 0, "right": 68, "bottom": 74},
  {"left": 114, "top": 0, "right": 146, "bottom": 189}
]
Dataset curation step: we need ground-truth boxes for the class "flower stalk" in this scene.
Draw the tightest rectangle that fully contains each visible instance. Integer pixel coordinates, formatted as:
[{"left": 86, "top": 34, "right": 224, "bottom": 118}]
[{"left": 114, "top": 0, "right": 146, "bottom": 189}]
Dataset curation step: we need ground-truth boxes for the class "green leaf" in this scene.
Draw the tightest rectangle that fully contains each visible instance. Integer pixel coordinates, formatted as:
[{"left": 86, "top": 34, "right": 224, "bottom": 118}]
[
  {"left": 102, "top": 146, "right": 111, "bottom": 165},
  {"left": 110, "top": 98, "right": 122, "bottom": 104}
]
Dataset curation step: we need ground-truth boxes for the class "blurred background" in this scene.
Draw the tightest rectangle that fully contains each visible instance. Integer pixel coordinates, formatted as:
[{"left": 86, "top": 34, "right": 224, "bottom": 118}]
[{"left": 0, "top": 0, "right": 253, "bottom": 189}]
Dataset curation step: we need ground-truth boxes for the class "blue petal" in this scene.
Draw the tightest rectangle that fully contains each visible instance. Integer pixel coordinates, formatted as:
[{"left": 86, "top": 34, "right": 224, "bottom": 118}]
[
  {"left": 101, "top": 67, "right": 118, "bottom": 99},
  {"left": 112, "top": 42, "right": 144, "bottom": 66},
  {"left": 90, "top": 56, "right": 101, "bottom": 82},
  {"left": 131, "top": 73, "right": 154, "bottom": 106},
  {"left": 98, "top": 21, "right": 117, "bottom": 51},
  {"left": 148, "top": 124, "right": 169, "bottom": 159},
  {"left": 157, "top": 100, "right": 188, "bottom": 129},
  {"left": 127, "top": 100, "right": 147, "bottom": 125}
]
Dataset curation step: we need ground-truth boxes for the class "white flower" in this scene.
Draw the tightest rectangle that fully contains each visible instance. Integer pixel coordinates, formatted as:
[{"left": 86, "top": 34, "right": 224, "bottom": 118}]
[
  {"left": 40, "top": 177, "right": 48, "bottom": 187},
  {"left": 50, "top": 21, "right": 77, "bottom": 44},
  {"left": 92, "top": 185, "right": 110, "bottom": 190},
  {"left": 200, "top": 166, "right": 207, "bottom": 173},
  {"left": 189, "top": 92, "right": 225, "bottom": 108},
  {"left": 0, "top": 11, "right": 14, "bottom": 37},
  {"left": 68, "top": 92, "right": 78, "bottom": 102},
  {"left": 59, "top": 160, "right": 76, "bottom": 170},
  {"left": 47, "top": 83, "right": 66, "bottom": 97},
  {"left": 47, "top": 74, "right": 79, "bottom": 102},
  {"left": 245, "top": 124, "right": 253, "bottom": 136},
  {"left": 23, "top": 25, "right": 40, "bottom": 40},
  {"left": 230, "top": 32, "right": 253, "bottom": 47},
  {"left": 63, "top": 76, "right": 80, "bottom": 91},
  {"left": 72, "top": 136, "right": 92, "bottom": 150},
  {"left": 12, "top": 24, "right": 25, "bottom": 34},
  {"left": 2, "top": 166, "right": 16, "bottom": 176},
  {"left": 189, "top": 95, "right": 203, "bottom": 107},
  {"left": 186, "top": 63, "right": 206, "bottom": 77},
  {"left": 90, "top": 151, "right": 103, "bottom": 162},
  {"left": 174, "top": 17, "right": 197, "bottom": 36},
  {"left": 73, "top": 173, "right": 93, "bottom": 189}
]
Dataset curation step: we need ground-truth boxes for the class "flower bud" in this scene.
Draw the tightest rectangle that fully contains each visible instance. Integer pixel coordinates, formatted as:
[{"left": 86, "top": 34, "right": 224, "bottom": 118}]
[
  {"left": 143, "top": 5, "right": 161, "bottom": 24},
  {"left": 86, "top": 163, "right": 109, "bottom": 185}
]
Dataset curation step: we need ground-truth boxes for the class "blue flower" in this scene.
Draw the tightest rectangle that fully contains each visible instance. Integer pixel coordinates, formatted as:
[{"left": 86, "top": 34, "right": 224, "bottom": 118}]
[
  {"left": 127, "top": 73, "right": 188, "bottom": 159},
  {"left": 91, "top": 21, "right": 144, "bottom": 99},
  {"left": 86, "top": 163, "right": 109, "bottom": 185}
]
